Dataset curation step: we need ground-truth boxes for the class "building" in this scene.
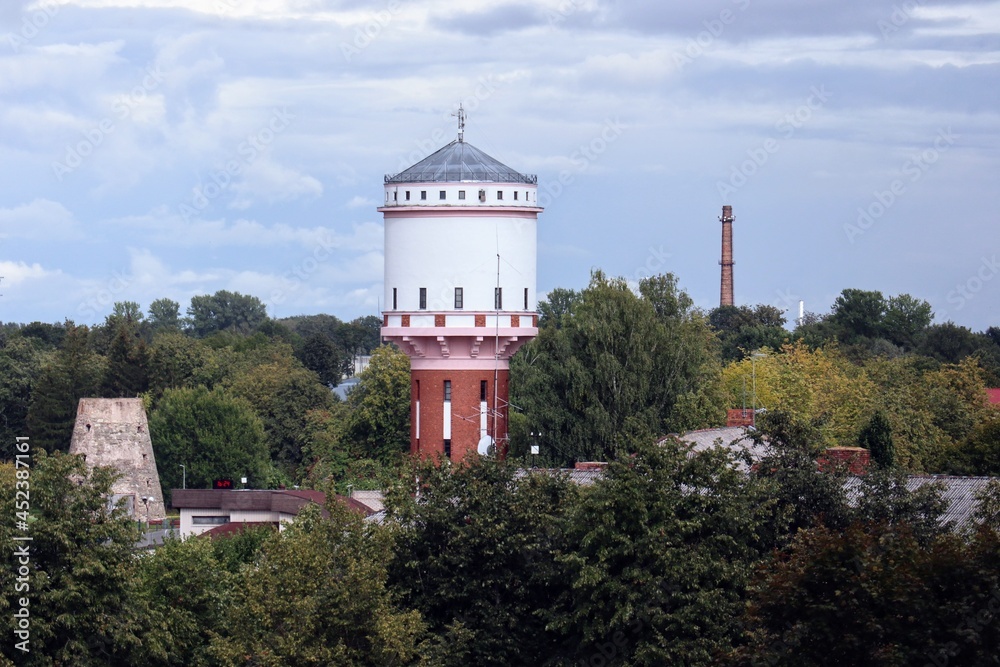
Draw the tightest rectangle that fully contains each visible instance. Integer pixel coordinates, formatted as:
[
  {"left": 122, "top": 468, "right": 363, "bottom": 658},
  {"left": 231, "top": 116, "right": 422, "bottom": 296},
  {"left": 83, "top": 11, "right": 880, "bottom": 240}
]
[
  {"left": 379, "top": 110, "right": 542, "bottom": 461},
  {"left": 69, "top": 398, "right": 165, "bottom": 521},
  {"left": 171, "top": 488, "right": 372, "bottom": 538}
]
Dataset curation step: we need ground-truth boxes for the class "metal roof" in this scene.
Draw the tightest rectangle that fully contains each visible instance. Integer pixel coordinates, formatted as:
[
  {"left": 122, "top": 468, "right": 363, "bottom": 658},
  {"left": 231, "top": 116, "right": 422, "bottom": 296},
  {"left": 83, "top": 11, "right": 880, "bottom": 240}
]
[{"left": 385, "top": 140, "right": 536, "bottom": 184}]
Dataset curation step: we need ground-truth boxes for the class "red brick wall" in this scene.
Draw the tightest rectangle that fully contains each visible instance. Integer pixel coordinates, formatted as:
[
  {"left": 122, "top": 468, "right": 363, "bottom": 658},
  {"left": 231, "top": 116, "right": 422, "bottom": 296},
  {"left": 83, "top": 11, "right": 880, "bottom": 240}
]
[{"left": 411, "top": 368, "right": 510, "bottom": 461}]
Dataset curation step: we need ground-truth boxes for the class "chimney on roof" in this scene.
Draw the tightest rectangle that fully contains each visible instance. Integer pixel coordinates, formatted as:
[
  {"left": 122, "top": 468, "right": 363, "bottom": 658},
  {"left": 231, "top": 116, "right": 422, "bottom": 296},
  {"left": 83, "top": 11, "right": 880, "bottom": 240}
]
[{"left": 719, "top": 205, "right": 734, "bottom": 307}]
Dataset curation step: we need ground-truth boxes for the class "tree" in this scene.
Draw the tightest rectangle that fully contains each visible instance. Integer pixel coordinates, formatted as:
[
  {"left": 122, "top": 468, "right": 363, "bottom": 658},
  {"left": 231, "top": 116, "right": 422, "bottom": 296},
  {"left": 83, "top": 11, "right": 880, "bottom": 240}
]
[
  {"left": 148, "top": 386, "right": 272, "bottom": 498},
  {"left": 511, "top": 272, "right": 723, "bottom": 464},
  {"left": 537, "top": 287, "right": 581, "bottom": 328},
  {"left": 211, "top": 502, "right": 423, "bottom": 666},
  {"left": 858, "top": 410, "right": 895, "bottom": 468},
  {"left": 101, "top": 321, "right": 150, "bottom": 398},
  {"left": 386, "top": 456, "right": 579, "bottom": 666},
  {"left": 829, "top": 288, "right": 886, "bottom": 343},
  {"left": 0, "top": 452, "right": 142, "bottom": 665},
  {"left": 709, "top": 304, "right": 790, "bottom": 362},
  {"left": 0, "top": 337, "right": 43, "bottom": 458},
  {"left": 148, "top": 298, "right": 182, "bottom": 332},
  {"left": 187, "top": 290, "right": 269, "bottom": 338},
  {"left": 881, "top": 293, "right": 932, "bottom": 349},
  {"left": 147, "top": 331, "right": 220, "bottom": 397},
  {"left": 552, "top": 437, "right": 771, "bottom": 666},
  {"left": 227, "top": 359, "right": 335, "bottom": 469},
  {"left": 342, "top": 345, "right": 411, "bottom": 464},
  {"left": 297, "top": 332, "right": 343, "bottom": 387},
  {"left": 737, "top": 522, "right": 1000, "bottom": 667},
  {"left": 27, "top": 323, "right": 104, "bottom": 453},
  {"left": 130, "top": 536, "right": 233, "bottom": 667}
]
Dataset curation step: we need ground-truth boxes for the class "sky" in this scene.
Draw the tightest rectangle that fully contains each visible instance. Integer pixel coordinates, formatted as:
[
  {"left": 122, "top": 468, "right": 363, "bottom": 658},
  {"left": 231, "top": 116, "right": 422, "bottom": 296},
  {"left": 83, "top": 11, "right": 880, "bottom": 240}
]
[{"left": 1, "top": 0, "right": 998, "bottom": 331}]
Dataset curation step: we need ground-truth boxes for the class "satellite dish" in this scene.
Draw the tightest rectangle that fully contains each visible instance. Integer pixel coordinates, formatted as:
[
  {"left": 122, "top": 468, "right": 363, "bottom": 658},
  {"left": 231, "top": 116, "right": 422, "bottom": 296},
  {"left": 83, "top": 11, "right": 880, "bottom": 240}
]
[{"left": 477, "top": 435, "right": 494, "bottom": 456}]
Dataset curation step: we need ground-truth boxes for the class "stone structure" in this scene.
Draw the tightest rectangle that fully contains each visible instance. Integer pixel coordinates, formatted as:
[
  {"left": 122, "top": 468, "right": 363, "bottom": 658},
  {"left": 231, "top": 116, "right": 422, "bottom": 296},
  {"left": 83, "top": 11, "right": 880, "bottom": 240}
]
[{"left": 69, "top": 398, "right": 165, "bottom": 521}]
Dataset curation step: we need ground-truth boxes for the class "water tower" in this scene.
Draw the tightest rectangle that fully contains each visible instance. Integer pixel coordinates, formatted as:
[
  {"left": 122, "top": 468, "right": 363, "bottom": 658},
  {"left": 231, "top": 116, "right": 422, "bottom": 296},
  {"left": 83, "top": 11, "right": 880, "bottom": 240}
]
[{"left": 379, "top": 108, "right": 541, "bottom": 460}]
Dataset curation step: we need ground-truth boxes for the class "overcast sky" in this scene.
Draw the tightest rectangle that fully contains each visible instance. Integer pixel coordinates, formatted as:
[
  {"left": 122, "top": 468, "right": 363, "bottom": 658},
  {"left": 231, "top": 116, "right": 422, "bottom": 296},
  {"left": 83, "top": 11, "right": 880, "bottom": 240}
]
[{"left": 1, "top": 0, "right": 998, "bottom": 331}]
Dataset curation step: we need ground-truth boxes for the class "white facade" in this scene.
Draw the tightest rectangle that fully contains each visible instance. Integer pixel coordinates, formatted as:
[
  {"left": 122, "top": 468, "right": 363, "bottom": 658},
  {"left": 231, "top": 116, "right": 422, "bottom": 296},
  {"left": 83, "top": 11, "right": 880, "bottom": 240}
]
[
  {"left": 382, "top": 211, "right": 538, "bottom": 313},
  {"left": 178, "top": 507, "right": 298, "bottom": 538}
]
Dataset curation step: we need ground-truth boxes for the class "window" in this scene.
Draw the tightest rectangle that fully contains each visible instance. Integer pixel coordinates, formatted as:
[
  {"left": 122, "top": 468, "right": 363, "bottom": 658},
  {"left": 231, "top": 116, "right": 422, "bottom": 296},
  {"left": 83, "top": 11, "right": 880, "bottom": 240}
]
[
  {"left": 454, "top": 287, "right": 464, "bottom": 309},
  {"left": 405, "top": 191, "right": 411, "bottom": 201},
  {"left": 480, "top": 380, "right": 487, "bottom": 402},
  {"left": 497, "top": 190, "right": 503, "bottom": 200},
  {"left": 392, "top": 288, "right": 397, "bottom": 310},
  {"left": 514, "top": 191, "right": 519, "bottom": 201},
  {"left": 524, "top": 287, "right": 529, "bottom": 310},
  {"left": 444, "top": 439, "right": 452, "bottom": 459},
  {"left": 393, "top": 191, "right": 397, "bottom": 201},
  {"left": 495, "top": 287, "right": 503, "bottom": 310},
  {"left": 192, "top": 516, "right": 229, "bottom": 526},
  {"left": 439, "top": 190, "right": 446, "bottom": 200},
  {"left": 458, "top": 190, "right": 466, "bottom": 200},
  {"left": 444, "top": 380, "right": 451, "bottom": 402},
  {"left": 479, "top": 189, "right": 486, "bottom": 202},
  {"left": 420, "top": 191, "right": 427, "bottom": 200},
  {"left": 419, "top": 288, "right": 427, "bottom": 310}
]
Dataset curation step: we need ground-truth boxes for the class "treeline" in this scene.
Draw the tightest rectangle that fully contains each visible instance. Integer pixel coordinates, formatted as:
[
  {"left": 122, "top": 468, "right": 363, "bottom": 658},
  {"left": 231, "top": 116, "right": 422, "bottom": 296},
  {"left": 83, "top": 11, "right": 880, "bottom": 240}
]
[
  {"left": 0, "top": 291, "right": 397, "bottom": 490},
  {"left": 4, "top": 414, "right": 1000, "bottom": 666},
  {"left": 509, "top": 274, "right": 1000, "bottom": 474}
]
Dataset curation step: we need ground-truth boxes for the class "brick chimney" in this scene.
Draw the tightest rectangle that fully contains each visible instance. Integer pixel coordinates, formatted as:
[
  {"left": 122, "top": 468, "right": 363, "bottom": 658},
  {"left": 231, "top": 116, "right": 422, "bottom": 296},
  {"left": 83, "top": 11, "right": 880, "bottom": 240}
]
[{"left": 719, "top": 205, "right": 734, "bottom": 307}]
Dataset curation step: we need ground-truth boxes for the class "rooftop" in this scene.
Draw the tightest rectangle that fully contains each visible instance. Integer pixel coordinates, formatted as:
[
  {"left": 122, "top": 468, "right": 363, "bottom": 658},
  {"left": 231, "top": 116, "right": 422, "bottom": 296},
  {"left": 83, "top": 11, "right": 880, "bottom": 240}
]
[{"left": 385, "top": 140, "right": 536, "bottom": 185}]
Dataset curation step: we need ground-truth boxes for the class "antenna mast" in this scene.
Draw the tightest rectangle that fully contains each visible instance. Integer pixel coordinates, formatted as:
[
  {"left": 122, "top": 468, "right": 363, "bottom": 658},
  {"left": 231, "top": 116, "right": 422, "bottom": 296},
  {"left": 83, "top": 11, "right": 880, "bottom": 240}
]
[{"left": 452, "top": 104, "right": 466, "bottom": 143}]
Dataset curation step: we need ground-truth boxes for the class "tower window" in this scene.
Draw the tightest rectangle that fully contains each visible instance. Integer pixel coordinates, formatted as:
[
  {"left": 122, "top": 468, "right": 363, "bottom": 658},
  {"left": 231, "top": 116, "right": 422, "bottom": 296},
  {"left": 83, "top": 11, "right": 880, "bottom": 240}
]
[
  {"left": 480, "top": 380, "right": 487, "bottom": 402},
  {"left": 439, "top": 190, "right": 446, "bottom": 200},
  {"left": 454, "top": 287, "right": 464, "bottom": 309},
  {"left": 524, "top": 288, "right": 529, "bottom": 310},
  {"left": 392, "top": 288, "right": 397, "bottom": 310},
  {"left": 444, "top": 380, "right": 451, "bottom": 402},
  {"left": 458, "top": 190, "right": 466, "bottom": 200},
  {"left": 419, "top": 288, "right": 427, "bottom": 310},
  {"left": 495, "top": 287, "right": 503, "bottom": 310},
  {"left": 444, "top": 439, "right": 452, "bottom": 459},
  {"left": 420, "top": 191, "right": 427, "bottom": 200},
  {"left": 497, "top": 190, "right": 503, "bottom": 200},
  {"left": 405, "top": 191, "right": 411, "bottom": 201}
]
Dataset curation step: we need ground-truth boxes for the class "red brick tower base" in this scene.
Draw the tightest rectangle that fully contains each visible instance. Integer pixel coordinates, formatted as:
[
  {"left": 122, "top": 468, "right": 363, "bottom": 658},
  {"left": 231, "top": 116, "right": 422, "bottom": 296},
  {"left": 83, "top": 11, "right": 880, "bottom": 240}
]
[{"left": 410, "top": 367, "right": 510, "bottom": 461}]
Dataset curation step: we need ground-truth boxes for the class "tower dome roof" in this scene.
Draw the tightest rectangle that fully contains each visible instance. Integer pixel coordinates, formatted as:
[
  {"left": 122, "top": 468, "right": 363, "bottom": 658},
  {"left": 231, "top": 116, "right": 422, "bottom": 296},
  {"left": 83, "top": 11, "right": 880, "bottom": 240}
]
[{"left": 385, "top": 140, "right": 536, "bottom": 185}]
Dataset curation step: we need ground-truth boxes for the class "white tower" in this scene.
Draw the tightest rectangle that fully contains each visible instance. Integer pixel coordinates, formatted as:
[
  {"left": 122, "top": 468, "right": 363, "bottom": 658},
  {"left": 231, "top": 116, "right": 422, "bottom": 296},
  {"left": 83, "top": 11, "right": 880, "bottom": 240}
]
[{"left": 380, "top": 109, "right": 541, "bottom": 460}]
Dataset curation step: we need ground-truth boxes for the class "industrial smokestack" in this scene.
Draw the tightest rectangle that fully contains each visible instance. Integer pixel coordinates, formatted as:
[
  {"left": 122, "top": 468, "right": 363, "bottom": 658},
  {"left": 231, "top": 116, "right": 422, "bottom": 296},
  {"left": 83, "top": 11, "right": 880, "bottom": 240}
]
[{"left": 719, "top": 205, "right": 734, "bottom": 307}]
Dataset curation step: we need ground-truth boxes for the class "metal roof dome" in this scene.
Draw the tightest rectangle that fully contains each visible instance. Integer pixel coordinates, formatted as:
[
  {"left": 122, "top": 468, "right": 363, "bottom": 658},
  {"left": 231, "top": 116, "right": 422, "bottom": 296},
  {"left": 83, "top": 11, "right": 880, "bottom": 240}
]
[{"left": 385, "top": 139, "right": 537, "bottom": 185}]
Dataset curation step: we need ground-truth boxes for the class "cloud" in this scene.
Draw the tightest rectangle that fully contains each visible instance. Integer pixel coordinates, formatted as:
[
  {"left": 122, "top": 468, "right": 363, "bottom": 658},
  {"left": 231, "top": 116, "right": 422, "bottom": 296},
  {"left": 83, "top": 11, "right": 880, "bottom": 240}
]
[
  {"left": 230, "top": 158, "right": 323, "bottom": 208},
  {"left": 0, "top": 199, "right": 81, "bottom": 240},
  {"left": 0, "top": 259, "right": 57, "bottom": 285}
]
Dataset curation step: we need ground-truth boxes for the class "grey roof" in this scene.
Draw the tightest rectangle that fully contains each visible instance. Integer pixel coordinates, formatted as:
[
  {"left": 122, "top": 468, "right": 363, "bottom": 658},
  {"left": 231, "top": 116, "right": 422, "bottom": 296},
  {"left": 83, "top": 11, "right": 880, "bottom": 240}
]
[
  {"left": 385, "top": 140, "right": 536, "bottom": 184},
  {"left": 844, "top": 475, "right": 997, "bottom": 529}
]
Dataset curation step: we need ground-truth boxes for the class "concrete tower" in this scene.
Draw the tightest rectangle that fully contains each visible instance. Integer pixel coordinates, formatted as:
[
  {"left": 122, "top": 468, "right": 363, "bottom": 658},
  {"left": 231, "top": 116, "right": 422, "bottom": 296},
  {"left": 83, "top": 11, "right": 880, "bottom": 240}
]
[
  {"left": 380, "top": 110, "right": 541, "bottom": 461},
  {"left": 719, "top": 205, "right": 734, "bottom": 307}
]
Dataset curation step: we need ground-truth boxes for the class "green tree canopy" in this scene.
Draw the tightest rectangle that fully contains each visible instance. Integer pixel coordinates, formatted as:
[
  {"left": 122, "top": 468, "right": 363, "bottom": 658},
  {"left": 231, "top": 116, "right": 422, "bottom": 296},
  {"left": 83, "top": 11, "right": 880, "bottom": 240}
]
[
  {"left": 211, "top": 502, "right": 423, "bottom": 666},
  {"left": 148, "top": 385, "right": 272, "bottom": 497},
  {"left": 0, "top": 453, "right": 142, "bottom": 665},
  {"left": 27, "top": 323, "right": 104, "bottom": 453},
  {"left": 511, "top": 271, "right": 723, "bottom": 464},
  {"left": 187, "top": 290, "right": 269, "bottom": 338},
  {"left": 342, "top": 345, "right": 411, "bottom": 464},
  {"left": 147, "top": 298, "right": 182, "bottom": 333}
]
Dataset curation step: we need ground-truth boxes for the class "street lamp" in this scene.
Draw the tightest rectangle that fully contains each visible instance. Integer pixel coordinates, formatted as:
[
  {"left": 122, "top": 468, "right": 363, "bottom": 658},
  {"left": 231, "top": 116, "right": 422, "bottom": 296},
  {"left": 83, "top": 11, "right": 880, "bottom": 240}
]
[{"left": 178, "top": 464, "right": 186, "bottom": 490}]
